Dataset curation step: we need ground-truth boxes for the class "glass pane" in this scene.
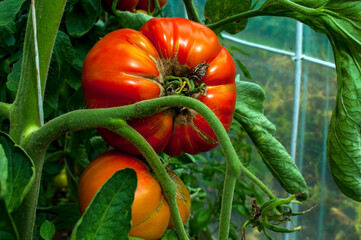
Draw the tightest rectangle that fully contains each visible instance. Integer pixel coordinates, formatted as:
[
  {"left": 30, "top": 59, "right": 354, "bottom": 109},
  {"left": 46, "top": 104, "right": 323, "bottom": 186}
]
[
  {"left": 233, "top": 16, "right": 297, "bottom": 52},
  {"left": 223, "top": 38, "right": 295, "bottom": 149},
  {"left": 303, "top": 25, "right": 334, "bottom": 63}
]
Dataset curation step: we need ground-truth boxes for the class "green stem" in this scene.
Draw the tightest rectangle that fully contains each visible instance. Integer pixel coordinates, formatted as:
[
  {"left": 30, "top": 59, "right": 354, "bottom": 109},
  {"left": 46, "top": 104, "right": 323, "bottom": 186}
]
[
  {"left": 206, "top": 8, "right": 264, "bottom": 31},
  {"left": 23, "top": 96, "right": 275, "bottom": 239},
  {"left": 10, "top": 1, "right": 67, "bottom": 239},
  {"left": 12, "top": 149, "right": 47, "bottom": 240},
  {"left": 108, "top": 119, "right": 189, "bottom": 240},
  {"left": 272, "top": 0, "right": 317, "bottom": 16},
  {"left": 0, "top": 102, "right": 11, "bottom": 119},
  {"left": 150, "top": 0, "right": 162, "bottom": 16},
  {"left": 44, "top": 150, "right": 70, "bottom": 162},
  {"left": 10, "top": 0, "right": 66, "bottom": 144},
  {"left": 242, "top": 167, "right": 276, "bottom": 199},
  {"left": 182, "top": 0, "right": 202, "bottom": 23}
]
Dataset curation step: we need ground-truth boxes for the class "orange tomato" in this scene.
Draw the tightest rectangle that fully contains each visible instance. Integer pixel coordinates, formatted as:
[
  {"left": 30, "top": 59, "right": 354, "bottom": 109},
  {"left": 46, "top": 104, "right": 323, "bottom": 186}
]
[{"left": 78, "top": 150, "right": 190, "bottom": 239}]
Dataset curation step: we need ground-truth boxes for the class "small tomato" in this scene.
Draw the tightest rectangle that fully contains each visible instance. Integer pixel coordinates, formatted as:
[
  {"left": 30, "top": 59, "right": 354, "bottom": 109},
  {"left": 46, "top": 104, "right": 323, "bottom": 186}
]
[{"left": 53, "top": 168, "right": 68, "bottom": 189}]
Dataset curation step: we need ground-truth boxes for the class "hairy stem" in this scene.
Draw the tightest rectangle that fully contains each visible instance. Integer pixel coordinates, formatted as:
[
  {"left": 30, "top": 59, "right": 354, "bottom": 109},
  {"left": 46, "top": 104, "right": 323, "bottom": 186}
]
[
  {"left": 24, "top": 96, "right": 275, "bottom": 239},
  {"left": 109, "top": 119, "right": 189, "bottom": 240},
  {"left": 10, "top": 0, "right": 66, "bottom": 144},
  {"left": 272, "top": 0, "right": 316, "bottom": 16},
  {"left": 206, "top": 9, "right": 264, "bottom": 31},
  {"left": 0, "top": 102, "right": 11, "bottom": 119},
  {"left": 183, "top": 0, "right": 202, "bottom": 23},
  {"left": 10, "top": 1, "right": 67, "bottom": 239}
]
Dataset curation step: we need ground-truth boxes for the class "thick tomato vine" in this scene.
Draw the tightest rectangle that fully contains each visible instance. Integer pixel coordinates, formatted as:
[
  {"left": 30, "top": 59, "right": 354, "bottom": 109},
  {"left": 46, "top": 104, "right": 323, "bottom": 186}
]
[
  {"left": 78, "top": 150, "right": 191, "bottom": 239},
  {"left": 82, "top": 17, "right": 237, "bottom": 156}
]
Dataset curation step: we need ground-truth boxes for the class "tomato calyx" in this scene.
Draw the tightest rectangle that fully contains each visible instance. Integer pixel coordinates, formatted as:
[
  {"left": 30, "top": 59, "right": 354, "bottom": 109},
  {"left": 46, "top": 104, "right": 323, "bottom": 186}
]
[
  {"left": 164, "top": 76, "right": 207, "bottom": 97},
  {"left": 158, "top": 59, "right": 209, "bottom": 98}
]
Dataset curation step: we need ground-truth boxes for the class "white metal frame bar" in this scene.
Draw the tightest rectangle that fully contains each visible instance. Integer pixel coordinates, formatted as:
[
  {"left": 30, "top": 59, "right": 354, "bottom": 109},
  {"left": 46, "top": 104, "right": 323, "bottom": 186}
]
[{"left": 221, "top": 33, "right": 336, "bottom": 69}]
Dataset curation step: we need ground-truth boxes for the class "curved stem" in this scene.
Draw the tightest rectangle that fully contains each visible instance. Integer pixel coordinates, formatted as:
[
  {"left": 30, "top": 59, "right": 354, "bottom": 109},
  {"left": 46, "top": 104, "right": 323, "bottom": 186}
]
[
  {"left": 183, "top": 0, "right": 202, "bottom": 23},
  {"left": 108, "top": 119, "right": 189, "bottom": 240},
  {"left": 0, "top": 102, "right": 11, "bottom": 119},
  {"left": 272, "top": 0, "right": 317, "bottom": 16},
  {"left": 206, "top": 9, "right": 264, "bottom": 31},
  {"left": 44, "top": 150, "right": 70, "bottom": 162},
  {"left": 150, "top": 0, "right": 162, "bottom": 16},
  {"left": 243, "top": 168, "right": 276, "bottom": 199},
  {"left": 23, "top": 96, "right": 276, "bottom": 239}
]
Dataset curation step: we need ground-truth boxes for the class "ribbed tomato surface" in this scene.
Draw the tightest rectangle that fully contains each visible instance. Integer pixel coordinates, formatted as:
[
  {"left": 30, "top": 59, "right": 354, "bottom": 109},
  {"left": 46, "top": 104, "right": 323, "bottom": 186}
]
[{"left": 82, "top": 18, "right": 236, "bottom": 156}]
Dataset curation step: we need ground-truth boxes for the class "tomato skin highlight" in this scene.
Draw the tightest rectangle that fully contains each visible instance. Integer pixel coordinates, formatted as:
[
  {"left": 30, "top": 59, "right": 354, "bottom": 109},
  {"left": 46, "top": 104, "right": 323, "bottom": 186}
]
[{"left": 82, "top": 18, "right": 236, "bottom": 156}]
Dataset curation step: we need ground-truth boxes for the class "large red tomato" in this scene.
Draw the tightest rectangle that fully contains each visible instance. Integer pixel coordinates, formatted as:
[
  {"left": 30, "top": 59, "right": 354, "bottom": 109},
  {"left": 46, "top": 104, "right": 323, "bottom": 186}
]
[
  {"left": 78, "top": 150, "right": 190, "bottom": 239},
  {"left": 82, "top": 18, "right": 236, "bottom": 156}
]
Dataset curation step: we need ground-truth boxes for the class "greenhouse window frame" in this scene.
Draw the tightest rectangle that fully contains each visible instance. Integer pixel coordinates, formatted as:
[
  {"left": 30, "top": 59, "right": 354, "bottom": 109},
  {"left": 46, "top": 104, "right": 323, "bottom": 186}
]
[{"left": 223, "top": 21, "right": 334, "bottom": 240}]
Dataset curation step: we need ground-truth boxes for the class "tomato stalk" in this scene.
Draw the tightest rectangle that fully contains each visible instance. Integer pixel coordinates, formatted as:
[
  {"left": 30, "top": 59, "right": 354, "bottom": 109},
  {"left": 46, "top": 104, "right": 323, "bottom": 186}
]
[
  {"left": 182, "top": 0, "right": 202, "bottom": 23},
  {"left": 107, "top": 119, "right": 189, "bottom": 240},
  {"left": 164, "top": 76, "right": 207, "bottom": 96},
  {"left": 23, "top": 95, "right": 276, "bottom": 239},
  {"left": 150, "top": 0, "right": 163, "bottom": 16},
  {"left": 206, "top": 8, "right": 264, "bottom": 31}
]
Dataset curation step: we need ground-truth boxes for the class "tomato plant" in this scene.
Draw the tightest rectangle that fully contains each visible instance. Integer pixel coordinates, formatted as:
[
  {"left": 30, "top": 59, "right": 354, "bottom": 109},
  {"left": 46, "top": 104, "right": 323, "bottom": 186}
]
[
  {"left": 82, "top": 17, "right": 236, "bottom": 156},
  {"left": 1, "top": 0, "right": 360, "bottom": 240},
  {"left": 78, "top": 149, "right": 190, "bottom": 239}
]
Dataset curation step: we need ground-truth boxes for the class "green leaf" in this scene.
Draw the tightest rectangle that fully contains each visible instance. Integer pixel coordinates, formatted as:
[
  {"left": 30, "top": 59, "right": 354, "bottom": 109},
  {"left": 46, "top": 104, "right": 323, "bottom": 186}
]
[
  {"left": 0, "top": 132, "right": 35, "bottom": 212},
  {"left": 160, "top": 229, "right": 178, "bottom": 240},
  {"left": 6, "top": 59, "right": 21, "bottom": 93},
  {"left": 0, "top": 199, "right": 19, "bottom": 240},
  {"left": 39, "top": 220, "right": 55, "bottom": 240},
  {"left": 44, "top": 31, "right": 74, "bottom": 112},
  {"left": 189, "top": 208, "right": 212, "bottom": 235},
  {"left": 66, "top": 0, "right": 101, "bottom": 38},
  {"left": 233, "top": 79, "right": 308, "bottom": 200},
  {"left": 71, "top": 168, "right": 137, "bottom": 240},
  {"left": 0, "top": 145, "right": 8, "bottom": 198},
  {"left": 106, "top": 12, "right": 152, "bottom": 31},
  {"left": 0, "top": 0, "right": 26, "bottom": 27},
  {"left": 204, "top": 0, "right": 251, "bottom": 34},
  {"left": 260, "top": 0, "right": 361, "bottom": 201},
  {"left": 38, "top": 203, "right": 81, "bottom": 230}
]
